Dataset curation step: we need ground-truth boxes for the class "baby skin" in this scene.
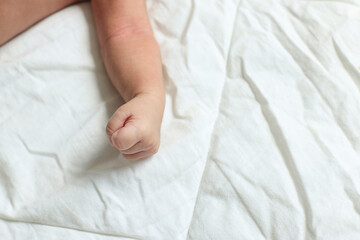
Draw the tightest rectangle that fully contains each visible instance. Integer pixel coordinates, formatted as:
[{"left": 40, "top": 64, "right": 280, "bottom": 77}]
[{"left": 0, "top": 0, "right": 165, "bottom": 161}]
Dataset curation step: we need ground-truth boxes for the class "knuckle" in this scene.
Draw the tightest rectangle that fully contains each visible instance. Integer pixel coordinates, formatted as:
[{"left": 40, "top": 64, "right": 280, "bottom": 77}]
[
  {"left": 152, "top": 145, "right": 160, "bottom": 154},
  {"left": 149, "top": 141, "right": 160, "bottom": 154},
  {"left": 150, "top": 148, "right": 158, "bottom": 156},
  {"left": 137, "top": 125, "right": 150, "bottom": 138},
  {"left": 144, "top": 138, "right": 157, "bottom": 149}
]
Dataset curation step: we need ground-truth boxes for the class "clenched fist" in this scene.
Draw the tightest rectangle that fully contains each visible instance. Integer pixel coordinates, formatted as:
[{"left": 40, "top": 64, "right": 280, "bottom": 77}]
[{"left": 106, "top": 93, "right": 165, "bottom": 161}]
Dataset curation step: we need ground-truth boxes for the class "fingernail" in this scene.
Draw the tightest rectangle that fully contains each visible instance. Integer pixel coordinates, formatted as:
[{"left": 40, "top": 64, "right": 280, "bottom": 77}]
[
  {"left": 108, "top": 136, "right": 114, "bottom": 146},
  {"left": 111, "top": 130, "right": 119, "bottom": 147}
]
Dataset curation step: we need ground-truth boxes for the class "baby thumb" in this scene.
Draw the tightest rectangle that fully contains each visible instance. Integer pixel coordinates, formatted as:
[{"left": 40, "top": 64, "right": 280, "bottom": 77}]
[{"left": 111, "top": 122, "right": 140, "bottom": 151}]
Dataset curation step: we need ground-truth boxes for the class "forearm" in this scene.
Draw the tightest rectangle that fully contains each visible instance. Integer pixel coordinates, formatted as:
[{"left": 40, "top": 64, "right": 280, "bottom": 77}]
[
  {"left": 101, "top": 34, "right": 164, "bottom": 104},
  {"left": 91, "top": 0, "right": 164, "bottom": 104}
]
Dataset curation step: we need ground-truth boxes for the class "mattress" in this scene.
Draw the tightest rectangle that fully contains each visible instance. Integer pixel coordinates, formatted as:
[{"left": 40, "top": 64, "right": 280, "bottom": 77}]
[{"left": 1, "top": 0, "right": 360, "bottom": 239}]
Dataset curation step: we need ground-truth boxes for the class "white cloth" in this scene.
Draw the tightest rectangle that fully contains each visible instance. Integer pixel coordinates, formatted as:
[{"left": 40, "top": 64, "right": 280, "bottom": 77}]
[{"left": 1, "top": 0, "right": 360, "bottom": 239}]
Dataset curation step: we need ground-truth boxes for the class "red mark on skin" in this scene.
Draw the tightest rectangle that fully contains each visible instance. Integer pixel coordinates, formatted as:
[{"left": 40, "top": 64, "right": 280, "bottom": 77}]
[{"left": 123, "top": 115, "right": 132, "bottom": 127}]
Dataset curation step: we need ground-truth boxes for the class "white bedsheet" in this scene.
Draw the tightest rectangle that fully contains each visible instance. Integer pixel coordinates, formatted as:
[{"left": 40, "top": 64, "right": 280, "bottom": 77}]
[{"left": 1, "top": 0, "right": 360, "bottom": 239}]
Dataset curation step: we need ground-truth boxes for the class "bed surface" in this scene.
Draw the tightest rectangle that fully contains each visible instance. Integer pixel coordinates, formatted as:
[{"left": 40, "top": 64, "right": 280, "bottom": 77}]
[{"left": 1, "top": 0, "right": 360, "bottom": 239}]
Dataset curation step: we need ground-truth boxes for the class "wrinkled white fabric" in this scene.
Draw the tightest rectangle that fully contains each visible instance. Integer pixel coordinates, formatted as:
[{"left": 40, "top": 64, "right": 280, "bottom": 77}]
[{"left": 0, "top": 0, "right": 360, "bottom": 239}]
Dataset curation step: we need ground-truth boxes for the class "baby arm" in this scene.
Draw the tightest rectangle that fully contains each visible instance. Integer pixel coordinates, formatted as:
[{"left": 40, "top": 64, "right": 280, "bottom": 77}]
[{"left": 91, "top": 0, "right": 165, "bottom": 160}]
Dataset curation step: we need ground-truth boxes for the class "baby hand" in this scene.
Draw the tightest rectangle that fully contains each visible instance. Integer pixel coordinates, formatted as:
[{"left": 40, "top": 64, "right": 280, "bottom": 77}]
[{"left": 106, "top": 93, "right": 165, "bottom": 161}]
